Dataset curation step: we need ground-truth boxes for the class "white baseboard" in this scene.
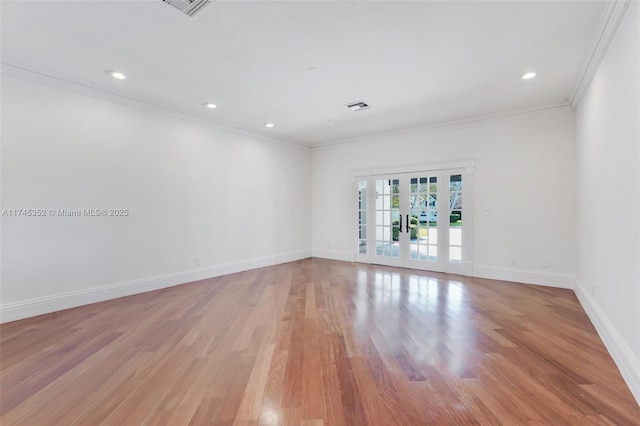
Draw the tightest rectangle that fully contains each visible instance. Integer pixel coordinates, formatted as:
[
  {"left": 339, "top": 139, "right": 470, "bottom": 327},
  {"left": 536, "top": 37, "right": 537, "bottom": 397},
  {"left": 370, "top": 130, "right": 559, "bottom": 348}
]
[
  {"left": 311, "top": 248, "right": 355, "bottom": 263},
  {"left": 473, "top": 265, "right": 574, "bottom": 289},
  {"left": 574, "top": 279, "right": 640, "bottom": 405},
  {"left": 0, "top": 249, "right": 311, "bottom": 324}
]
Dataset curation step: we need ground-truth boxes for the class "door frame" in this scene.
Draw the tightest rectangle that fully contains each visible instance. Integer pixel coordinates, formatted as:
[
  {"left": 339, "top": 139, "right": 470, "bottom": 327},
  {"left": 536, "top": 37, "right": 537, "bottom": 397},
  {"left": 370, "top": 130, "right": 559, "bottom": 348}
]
[{"left": 353, "top": 161, "right": 474, "bottom": 276}]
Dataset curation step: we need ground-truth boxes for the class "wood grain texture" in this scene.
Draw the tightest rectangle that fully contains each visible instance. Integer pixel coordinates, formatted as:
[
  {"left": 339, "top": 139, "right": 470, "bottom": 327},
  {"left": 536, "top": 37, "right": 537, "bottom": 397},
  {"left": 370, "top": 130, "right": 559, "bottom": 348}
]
[{"left": 1, "top": 258, "right": 639, "bottom": 425}]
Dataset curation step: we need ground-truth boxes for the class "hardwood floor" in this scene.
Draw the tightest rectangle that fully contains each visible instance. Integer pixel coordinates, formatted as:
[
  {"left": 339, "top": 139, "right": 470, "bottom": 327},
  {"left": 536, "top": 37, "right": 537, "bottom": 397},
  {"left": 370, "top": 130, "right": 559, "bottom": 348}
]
[{"left": 1, "top": 258, "right": 639, "bottom": 425}]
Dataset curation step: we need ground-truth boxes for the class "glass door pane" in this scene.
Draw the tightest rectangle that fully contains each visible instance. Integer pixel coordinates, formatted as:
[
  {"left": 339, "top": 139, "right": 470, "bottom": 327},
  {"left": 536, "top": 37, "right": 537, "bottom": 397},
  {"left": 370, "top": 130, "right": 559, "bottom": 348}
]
[
  {"left": 357, "top": 180, "right": 367, "bottom": 254},
  {"left": 449, "top": 174, "right": 463, "bottom": 264},
  {"left": 374, "top": 178, "right": 400, "bottom": 260},
  {"left": 409, "top": 176, "right": 436, "bottom": 262},
  {"left": 406, "top": 172, "right": 443, "bottom": 272}
]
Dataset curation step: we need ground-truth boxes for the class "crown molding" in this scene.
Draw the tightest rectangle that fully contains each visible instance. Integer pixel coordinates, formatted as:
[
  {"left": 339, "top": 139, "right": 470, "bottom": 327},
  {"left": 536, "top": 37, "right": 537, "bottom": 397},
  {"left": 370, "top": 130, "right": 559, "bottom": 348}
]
[
  {"left": 311, "top": 103, "right": 574, "bottom": 151},
  {"left": 570, "top": 0, "right": 631, "bottom": 107},
  {"left": 0, "top": 62, "right": 311, "bottom": 152}
]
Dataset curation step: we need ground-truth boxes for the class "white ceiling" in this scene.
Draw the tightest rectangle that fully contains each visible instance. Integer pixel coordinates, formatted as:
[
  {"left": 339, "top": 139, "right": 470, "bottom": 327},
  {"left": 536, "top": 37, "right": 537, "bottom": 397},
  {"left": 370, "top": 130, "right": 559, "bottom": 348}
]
[{"left": 1, "top": 0, "right": 608, "bottom": 147}]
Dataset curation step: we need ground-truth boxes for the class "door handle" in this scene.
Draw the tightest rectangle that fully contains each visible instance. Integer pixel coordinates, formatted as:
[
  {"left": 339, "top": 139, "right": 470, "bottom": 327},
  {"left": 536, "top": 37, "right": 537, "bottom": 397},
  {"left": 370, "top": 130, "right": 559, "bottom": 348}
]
[
  {"left": 399, "top": 215, "right": 403, "bottom": 232},
  {"left": 406, "top": 214, "right": 410, "bottom": 233}
]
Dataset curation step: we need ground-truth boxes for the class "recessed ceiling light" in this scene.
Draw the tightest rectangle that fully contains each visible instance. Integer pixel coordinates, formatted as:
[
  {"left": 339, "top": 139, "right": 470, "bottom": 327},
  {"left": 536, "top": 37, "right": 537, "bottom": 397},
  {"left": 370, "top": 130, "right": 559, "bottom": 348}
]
[
  {"left": 203, "top": 103, "right": 217, "bottom": 109},
  {"left": 264, "top": 123, "right": 275, "bottom": 128},
  {"left": 106, "top": 70, "right": 126, "bottom": 80},
  {"left": 522, "top": 72, "right": 537, "bottom": 80}
]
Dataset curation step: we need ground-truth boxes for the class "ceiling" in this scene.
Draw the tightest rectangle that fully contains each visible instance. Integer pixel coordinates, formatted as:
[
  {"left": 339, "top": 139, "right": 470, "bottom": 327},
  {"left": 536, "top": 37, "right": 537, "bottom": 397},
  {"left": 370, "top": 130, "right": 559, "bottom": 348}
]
[{"left": 1, "top": 0, "right": 608, "bottom": 147}]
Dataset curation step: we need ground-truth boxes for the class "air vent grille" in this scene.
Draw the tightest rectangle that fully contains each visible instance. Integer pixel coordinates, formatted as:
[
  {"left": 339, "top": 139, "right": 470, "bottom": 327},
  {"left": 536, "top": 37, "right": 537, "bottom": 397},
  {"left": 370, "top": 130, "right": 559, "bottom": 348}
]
[
  {"left": 162, "top": 0, "right": 211, "bottom": 17},
  {"left": 346, "top": 101, "right": 370, "bottom": 111}
]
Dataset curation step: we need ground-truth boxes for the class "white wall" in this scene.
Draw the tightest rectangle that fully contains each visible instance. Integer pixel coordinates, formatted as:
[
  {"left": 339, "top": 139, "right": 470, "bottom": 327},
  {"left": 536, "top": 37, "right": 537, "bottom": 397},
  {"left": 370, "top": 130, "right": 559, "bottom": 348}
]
[
  {"left": 574, "top": 2, "right": 640, "bottom": 402},
  {"left": 0, "top": 72, "right": 312, "bottom": 321},
  {"left": 312, "top": 110, "right": 577, "bottom": 287}
]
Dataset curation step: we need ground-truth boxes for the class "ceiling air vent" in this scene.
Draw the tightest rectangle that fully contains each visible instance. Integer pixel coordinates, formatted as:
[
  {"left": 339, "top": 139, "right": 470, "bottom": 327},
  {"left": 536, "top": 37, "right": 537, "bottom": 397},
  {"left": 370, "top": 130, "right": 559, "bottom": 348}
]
[
  {"left": 162, "top": 0, "right": 212, "bottom": 18},
  {"left": 346, "top": 101, "right": 370, "bottom": 111}
]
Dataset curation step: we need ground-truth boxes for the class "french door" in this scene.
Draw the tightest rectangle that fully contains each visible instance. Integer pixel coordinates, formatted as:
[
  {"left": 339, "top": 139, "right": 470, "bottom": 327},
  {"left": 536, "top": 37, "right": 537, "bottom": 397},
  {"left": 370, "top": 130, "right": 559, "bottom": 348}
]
[{"left": 356, "top": 168, "right": 469, "bottom": 274}]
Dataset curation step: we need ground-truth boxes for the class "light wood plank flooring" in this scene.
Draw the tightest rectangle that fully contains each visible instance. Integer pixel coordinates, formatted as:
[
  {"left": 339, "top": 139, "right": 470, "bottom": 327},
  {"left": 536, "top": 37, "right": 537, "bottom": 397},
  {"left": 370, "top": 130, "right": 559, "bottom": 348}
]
[{"left": 1, "top": 258, "right": 639, "bottom": 425}]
